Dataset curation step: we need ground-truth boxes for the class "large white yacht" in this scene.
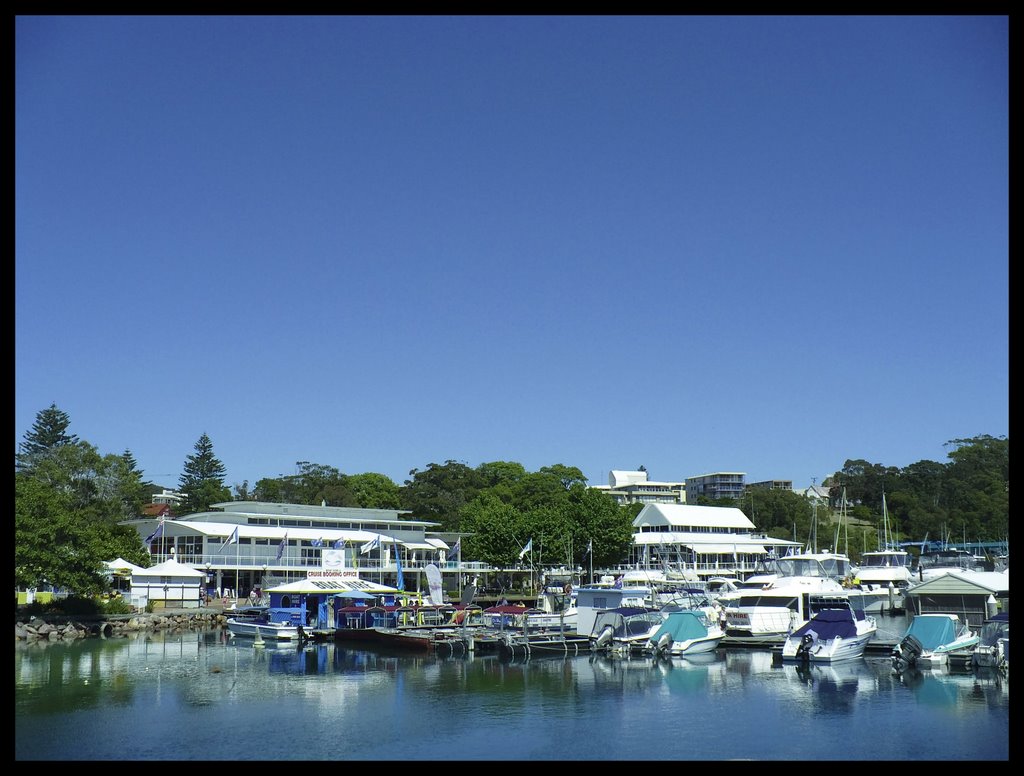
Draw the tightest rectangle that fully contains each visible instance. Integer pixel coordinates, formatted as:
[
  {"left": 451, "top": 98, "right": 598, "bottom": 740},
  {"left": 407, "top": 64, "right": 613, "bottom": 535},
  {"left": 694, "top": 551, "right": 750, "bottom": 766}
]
[{"left": 717, "top": 552, "right": 852, "bottom": 641}]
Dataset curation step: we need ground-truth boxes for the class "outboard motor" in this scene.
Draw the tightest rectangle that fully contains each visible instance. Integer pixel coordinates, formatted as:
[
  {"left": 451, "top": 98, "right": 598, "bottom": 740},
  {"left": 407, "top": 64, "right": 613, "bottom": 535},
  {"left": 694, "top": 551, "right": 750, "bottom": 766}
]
[
  {"left": 655, "top": 632, "right": 673, "bottom": 657},
  {"left": 593, "top": 624, "right": 614, "bottom": 650},
  {"left": 795, "top": 632, "right": 815, "bottom": 663},
  {"left": 892, "top": 633, "right": 923, "bottom": 672}
]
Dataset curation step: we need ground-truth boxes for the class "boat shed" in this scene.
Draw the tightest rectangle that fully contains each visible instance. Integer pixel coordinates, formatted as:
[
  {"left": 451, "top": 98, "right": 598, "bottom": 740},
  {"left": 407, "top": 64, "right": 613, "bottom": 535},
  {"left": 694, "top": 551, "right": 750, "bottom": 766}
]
[{"left": 904, "top": 570, "right": 1010, "bottom": 629}]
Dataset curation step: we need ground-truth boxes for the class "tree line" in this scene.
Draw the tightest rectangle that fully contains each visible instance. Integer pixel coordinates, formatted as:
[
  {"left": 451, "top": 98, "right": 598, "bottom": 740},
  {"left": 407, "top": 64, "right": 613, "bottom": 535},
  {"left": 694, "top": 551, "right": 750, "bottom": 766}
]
[{"left": 15, "top": 403, "right": 1008, "bottom": 594}]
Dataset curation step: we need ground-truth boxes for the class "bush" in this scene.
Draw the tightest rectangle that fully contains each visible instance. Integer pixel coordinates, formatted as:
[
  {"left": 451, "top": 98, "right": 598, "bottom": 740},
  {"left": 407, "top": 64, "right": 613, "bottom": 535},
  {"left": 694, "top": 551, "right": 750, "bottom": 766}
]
[{"left": 102, "top": 597, "right": 136, "bottom": 615}]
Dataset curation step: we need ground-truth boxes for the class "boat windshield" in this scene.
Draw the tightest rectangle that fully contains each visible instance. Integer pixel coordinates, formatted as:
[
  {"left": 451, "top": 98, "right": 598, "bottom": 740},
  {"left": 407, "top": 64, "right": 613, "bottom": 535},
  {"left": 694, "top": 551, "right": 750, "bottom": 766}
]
[
  {"left": 860, "top": 552, "right": 911, "bottom": 569},
  {"left": 771, "top": 558, "right": 832, "bottom": 579},
  {"left": 728, "top": 595, "right": 799, "bottom": 610},
  {"left": 978, "top": 618, "right": 1009, "bottom": 647}
]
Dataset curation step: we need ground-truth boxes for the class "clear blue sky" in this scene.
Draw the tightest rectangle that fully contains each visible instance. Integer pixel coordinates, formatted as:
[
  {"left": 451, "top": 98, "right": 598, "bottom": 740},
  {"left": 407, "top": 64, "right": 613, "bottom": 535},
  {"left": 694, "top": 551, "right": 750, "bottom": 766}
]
[{"left": 15, "top": 16, "right": 1008, "bottom": 492}]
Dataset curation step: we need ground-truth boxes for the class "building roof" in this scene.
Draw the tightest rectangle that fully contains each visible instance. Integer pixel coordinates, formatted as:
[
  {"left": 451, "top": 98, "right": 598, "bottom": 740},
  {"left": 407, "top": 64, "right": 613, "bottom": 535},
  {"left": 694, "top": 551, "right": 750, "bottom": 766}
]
[
  {"left": 609, "top": 470, "right": 649, "bottom": 488},
  {"left": 131, "top": 558, "right": 206, "bottom": 578},
  {"left": 633, "top": 503, "right": 756, "bottom": 530},
  {"left": 906, "top": 570, "right": 1010, "bottom": 596}
]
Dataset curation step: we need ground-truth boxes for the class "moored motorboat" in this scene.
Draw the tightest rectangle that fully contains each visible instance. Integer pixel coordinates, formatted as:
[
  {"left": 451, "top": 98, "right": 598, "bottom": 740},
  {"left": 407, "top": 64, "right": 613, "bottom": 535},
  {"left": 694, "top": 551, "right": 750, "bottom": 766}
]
[
  {"left": 891, "top": 613, "right": 980, "bottom": 671},
  {"left": 589, "top": 606, "right": 665, "bottom": 655},
  {"left": 226, "top": 615, "right": 303, "bottom": 642},
  {"left": 717, "top": 553, "right": 849, "bottom": 642},
  {"left": 780, "top": 597, "right": 877, "bottom": 663},
  {"left": 645, "top": 609, "right": 725, "bottom": 657},
  {"left": 971, "top": 612, "right": 1009, "bottom": 671}
]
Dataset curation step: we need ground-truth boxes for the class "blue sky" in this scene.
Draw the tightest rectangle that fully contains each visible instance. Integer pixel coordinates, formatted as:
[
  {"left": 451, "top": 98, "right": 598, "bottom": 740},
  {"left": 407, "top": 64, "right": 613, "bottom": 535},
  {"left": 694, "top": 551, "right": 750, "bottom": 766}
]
[{"left": 15, "top": 16, "right": 1008, "bottom": 492}]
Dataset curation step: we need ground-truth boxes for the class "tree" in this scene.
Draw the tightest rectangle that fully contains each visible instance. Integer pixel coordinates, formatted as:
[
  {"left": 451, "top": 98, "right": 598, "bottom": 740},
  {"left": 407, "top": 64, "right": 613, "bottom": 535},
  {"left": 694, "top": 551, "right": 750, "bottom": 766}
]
[
  {"left": 15, "top": 474, "right": 110, "bottom": 593},
  {"left": 401, "top": 460, "right": 485, "bottom": 531},
  {"left": 348, "top": 473, "right": 401, "bottom": 509},
  {"left": 178, "top": 433, "right": 231, "bottom": 514},
  {"left": 15, "top": 403, "right": 80, "bottom": 472}
]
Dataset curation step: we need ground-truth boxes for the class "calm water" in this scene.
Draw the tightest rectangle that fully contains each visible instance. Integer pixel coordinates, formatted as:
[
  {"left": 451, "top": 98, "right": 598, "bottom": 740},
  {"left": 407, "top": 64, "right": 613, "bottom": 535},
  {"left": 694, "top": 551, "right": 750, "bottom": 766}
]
[{"left": 15, "top": 619, "right": 1009, "bottom": 761}]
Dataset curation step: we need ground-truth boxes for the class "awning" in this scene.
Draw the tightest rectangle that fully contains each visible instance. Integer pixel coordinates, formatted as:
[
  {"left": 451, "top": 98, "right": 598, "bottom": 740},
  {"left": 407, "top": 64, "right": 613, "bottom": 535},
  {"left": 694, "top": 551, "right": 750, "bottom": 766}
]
[
  {"left": 401, "top": 542, "right": 437, "bottom": 551},
  {"left": 330, "top": 590, "right": 376, "bottom": 599}
]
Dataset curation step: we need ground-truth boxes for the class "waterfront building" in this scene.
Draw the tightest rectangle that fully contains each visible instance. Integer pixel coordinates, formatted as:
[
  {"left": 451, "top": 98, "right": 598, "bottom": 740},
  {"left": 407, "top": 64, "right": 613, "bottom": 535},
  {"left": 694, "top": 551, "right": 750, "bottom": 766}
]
[
  {"left": 124, "top": 501, "right": 468, "bottom": 603},
  {"left": 627, "top": 503, "right": 801, "bottom": 579}
]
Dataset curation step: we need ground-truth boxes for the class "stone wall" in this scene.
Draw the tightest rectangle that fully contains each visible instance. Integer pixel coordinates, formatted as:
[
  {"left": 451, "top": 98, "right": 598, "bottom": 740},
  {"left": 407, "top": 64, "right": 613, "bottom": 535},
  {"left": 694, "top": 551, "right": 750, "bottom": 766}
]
[{"left": 15, "top": 610, "right": 228, "bottom": 642}]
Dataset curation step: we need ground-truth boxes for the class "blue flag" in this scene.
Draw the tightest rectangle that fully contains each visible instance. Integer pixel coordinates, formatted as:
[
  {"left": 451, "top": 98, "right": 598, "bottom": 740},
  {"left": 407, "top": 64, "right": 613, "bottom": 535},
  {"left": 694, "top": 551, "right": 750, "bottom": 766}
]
[
  {"left": 276, "top": 532, "right": 288, "bottom": 561},
  {"left": 360, "top": 536, "right": 381, "bottom": 555},
  {"left": 451, "top": 539, "right": 461, "bottom": 557},
  {"left": 332, "top": 538, "right": 344, "bottom": 549},
  {"left": 395, "top": 543, "right": 405, "bottom": 591},
  {"left": 144, "top": 518, "right": 165, "bottom": 544},
  {"left": 311, "top": 538, "right": 323, "bottom": 548}
]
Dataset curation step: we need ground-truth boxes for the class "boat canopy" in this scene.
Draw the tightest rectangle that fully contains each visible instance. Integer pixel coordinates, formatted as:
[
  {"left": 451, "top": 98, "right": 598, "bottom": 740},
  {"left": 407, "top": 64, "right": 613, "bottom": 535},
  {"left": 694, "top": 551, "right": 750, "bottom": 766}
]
[
  {"left": 791, "top": 608, "right": 860, "bottom": 640},
  {"left": 651, "top": 610, "right": 712, "bottom": 643},
  {"left": 906, "top": 615, "right": 962, "bottom": 650},
  {"left": 978, "top": 614, "right": 1009, "bottom": 647}
]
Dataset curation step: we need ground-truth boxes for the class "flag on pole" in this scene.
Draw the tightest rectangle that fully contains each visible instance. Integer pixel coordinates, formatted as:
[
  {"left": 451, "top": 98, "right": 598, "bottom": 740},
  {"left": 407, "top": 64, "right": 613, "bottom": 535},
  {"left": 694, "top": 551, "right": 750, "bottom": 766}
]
[
  {"left": 311, "top": 538, "right": 324, "bottom": 548},
  {"left": 332, "top": 538, "right": 344, "bottom": 549},
  {"left": 518, "top": 538, "right": 533, "bottom": 560},
  {"left": 276, "top": 532, "right": 288, "bottom": 561},
  {"left": 451, "top": 539, "right": 461, "bottom": 557},
  {"left": 144, "top": 518, "right": 165, "bottom": 544},
  {"left": 360, "top": 536, "right": 381, "bottom": 555},
  {"left": 218, "top": 526, "right": 239, "bottom": 553},
  {"left": 586, "top": 539, "right": 593, "bottom": 556},
  {"left": 395, "top": 542, "right": 405, "bottom": 591}
]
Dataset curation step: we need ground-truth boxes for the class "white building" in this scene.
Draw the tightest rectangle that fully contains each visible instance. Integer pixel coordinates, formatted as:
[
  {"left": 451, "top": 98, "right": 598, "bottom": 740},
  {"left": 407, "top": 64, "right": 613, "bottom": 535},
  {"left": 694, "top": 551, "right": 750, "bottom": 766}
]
[
  {"left": 591, "top": 469, "right": 686, "bottom": 505},
  {"left": 126, "top": 501, "right": 463, "bottom": 602},
  {"left": 628, "top": 503, "right": 800, "bottom": 579}
]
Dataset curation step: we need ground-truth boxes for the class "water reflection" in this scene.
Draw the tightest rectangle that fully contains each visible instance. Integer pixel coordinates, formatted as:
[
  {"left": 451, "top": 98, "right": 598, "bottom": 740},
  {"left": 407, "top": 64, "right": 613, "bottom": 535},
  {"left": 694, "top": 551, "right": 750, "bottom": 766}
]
[{"left": 15, "top": 629, "right": 1009, "bottom": 761}]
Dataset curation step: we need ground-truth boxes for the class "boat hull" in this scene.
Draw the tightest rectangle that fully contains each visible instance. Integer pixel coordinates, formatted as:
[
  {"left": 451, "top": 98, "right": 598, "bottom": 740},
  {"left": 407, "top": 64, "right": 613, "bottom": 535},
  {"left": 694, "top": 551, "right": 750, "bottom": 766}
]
[
  {"left": 226, "top": 619, "right": 301, "bottom": 641},
  {"left": 664, "top": 635, "right": 724, "bottom": 656},
  {"left": 781, "top": 632, "right": 874, "bottom": 663}
]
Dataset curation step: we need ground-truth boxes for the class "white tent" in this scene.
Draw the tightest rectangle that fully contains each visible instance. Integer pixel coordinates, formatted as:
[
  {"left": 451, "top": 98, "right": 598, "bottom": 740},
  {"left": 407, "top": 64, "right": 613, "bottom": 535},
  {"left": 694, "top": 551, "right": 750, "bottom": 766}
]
[
  {"left": 105, "top": 557, "right": 145, "bottom": 575},
  {"left": 129, "top": 558, "right": 206, "bottom": 610}
]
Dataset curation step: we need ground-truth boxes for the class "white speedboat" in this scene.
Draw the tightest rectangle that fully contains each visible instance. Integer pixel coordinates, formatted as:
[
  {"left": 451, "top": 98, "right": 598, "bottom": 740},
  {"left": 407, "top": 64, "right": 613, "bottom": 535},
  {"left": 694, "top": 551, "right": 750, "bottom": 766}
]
[
  {"left": 646, "top": 609, "right": 725, "bottom": 657},
  {"left": 226, "top": 613, "right": 303, "bottom": 641},
  {"left": 780, "top": 598, "right": 877, "bottom": 663},
  {"left": 891, "top": 613, "right": 980, "bottom": 671}
]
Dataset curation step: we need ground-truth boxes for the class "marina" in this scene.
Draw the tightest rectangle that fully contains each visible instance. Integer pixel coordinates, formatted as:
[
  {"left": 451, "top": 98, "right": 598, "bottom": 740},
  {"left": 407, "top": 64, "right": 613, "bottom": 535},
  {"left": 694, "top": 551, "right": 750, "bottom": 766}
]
[{"left": 14, "top": 622, "right": 1009, "bottom": 761}]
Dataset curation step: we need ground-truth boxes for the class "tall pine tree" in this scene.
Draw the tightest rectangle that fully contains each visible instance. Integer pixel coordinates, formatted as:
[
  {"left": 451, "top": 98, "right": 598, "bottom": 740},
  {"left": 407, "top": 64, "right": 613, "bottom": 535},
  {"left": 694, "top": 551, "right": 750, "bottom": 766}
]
[
  {"left": 16, "top": 403, "right": 80, "bottom": 472},
  {"left": 178, "top": 433, "right": 231, "bottom": 515}
]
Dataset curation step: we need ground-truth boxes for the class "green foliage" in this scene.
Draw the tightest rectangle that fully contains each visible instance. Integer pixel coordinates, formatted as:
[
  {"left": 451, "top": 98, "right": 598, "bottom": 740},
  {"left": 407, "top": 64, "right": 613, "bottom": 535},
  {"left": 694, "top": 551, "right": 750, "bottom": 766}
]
[
  {"left": 401, "top": 460, "right": 485, "bottom": 531},
  {"left": 826, "top": 435, "right": 1008, "bottom": 544},
  {"left": 347, "top": 472, "right": 401, "bottom": 509},
  {"left": 101, "top": 596, "right": 136, "bottom": 615},
  {"left": 178, "top": 433, "right": 231, "bottom": 514},
  {"left": 16, "top": 471, "right": 110, "bottom": 594},
  {"left": 15, "top": 403, "right": 80, "bottom": 472}
]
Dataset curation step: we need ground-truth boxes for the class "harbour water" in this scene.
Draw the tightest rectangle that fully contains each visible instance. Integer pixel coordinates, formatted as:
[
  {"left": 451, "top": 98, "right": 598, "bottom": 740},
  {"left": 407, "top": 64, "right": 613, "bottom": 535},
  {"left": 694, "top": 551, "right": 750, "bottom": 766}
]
[{"left": 15, "top": 617, "right": 1009, "bottom": 761}]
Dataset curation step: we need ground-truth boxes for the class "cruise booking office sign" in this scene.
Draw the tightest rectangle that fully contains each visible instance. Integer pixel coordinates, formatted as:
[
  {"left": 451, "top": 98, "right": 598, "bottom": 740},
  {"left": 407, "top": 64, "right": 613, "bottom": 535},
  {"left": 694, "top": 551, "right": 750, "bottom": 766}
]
[{"left": 307, "top": 549, "right": 358, "bottom": 578}]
